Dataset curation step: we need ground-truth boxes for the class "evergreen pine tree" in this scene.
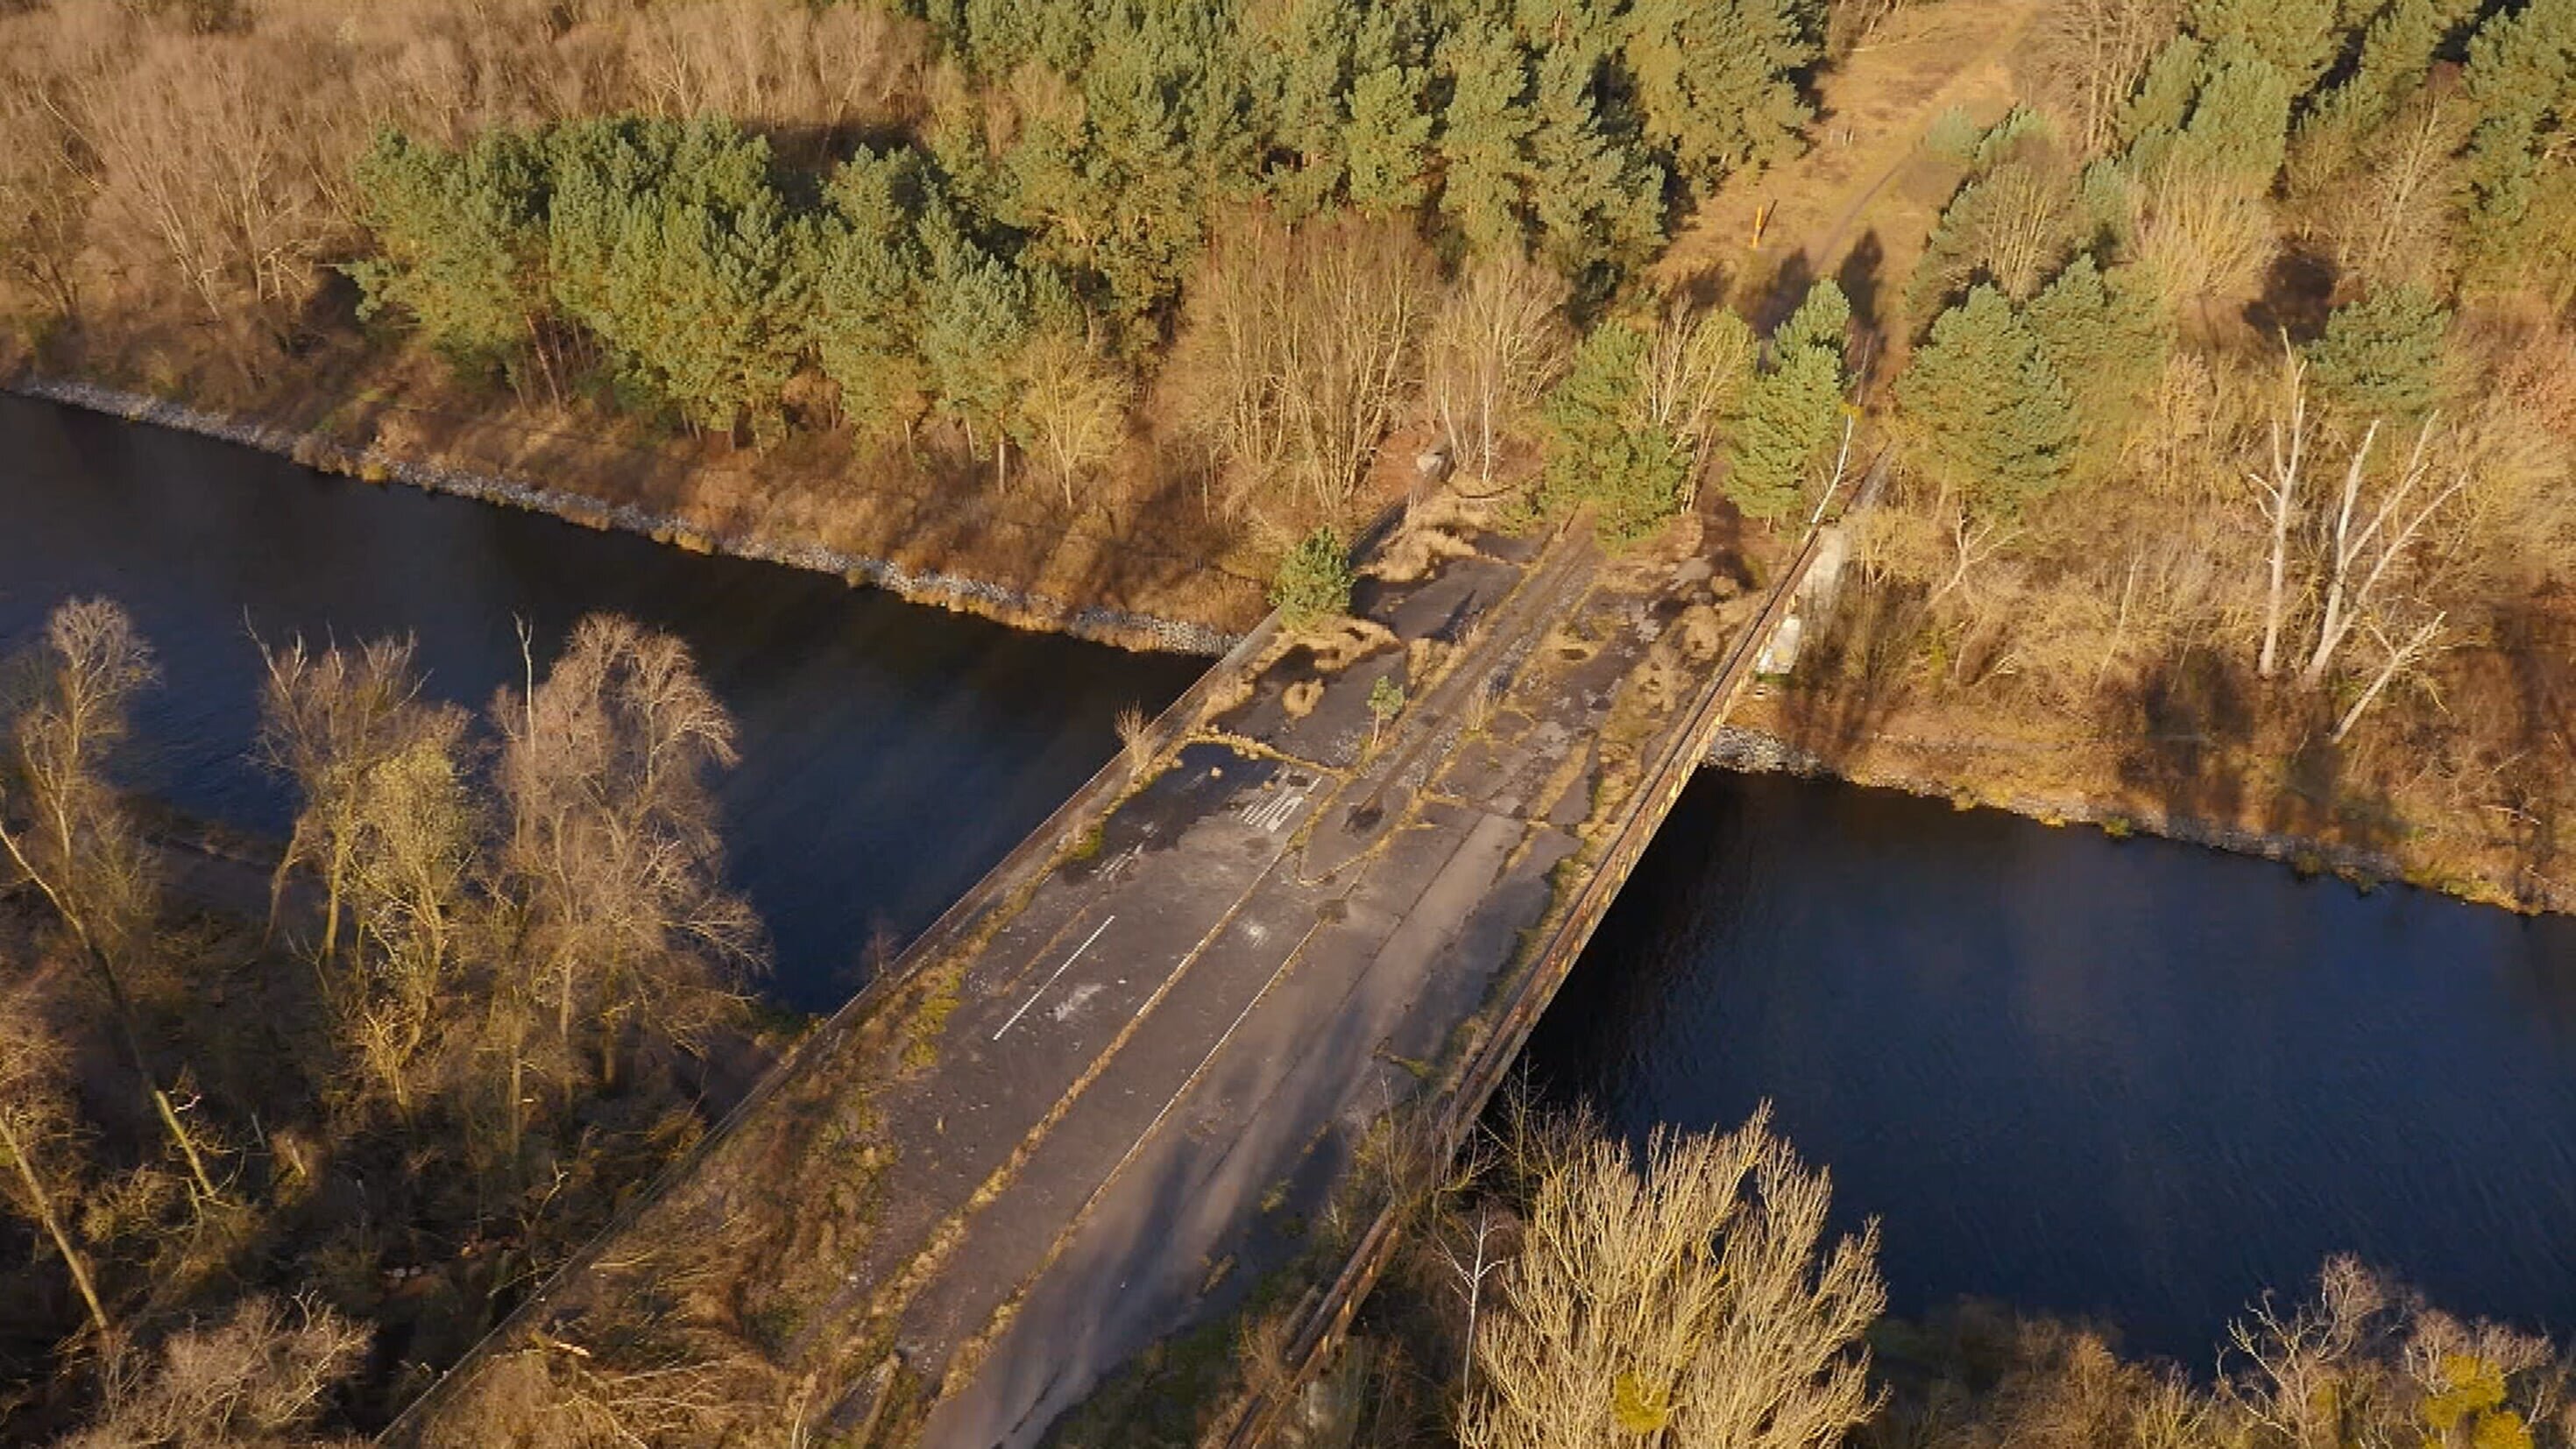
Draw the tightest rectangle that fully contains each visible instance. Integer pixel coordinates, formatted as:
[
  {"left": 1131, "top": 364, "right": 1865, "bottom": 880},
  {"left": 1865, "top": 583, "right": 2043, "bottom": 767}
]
[
  {"left": 2117, "top": 36, "right": 2209, "bottom": 152},
  {"left": 1620, "top": 0, "right": 1814, "bottom": 194},
  {"left": 2184, "top": 0, "right": 2338, "bottom": 91},
  {"left": 349, "top": 128, "right": 551, "bottom": 386},
  {"left": 1777, "top": 277, "right": 1851, "bottom": 356},
  {"left": 1897, "top": 286, "right": 2077, "bottom": 516},
  {"left": 1067, "top": 36, "right": 1204, "bottom": 329},
  {"left": 1537, "top": 319, "right": 1689, "bottom": 541},
  {"left": 1723, "top": 280, "right": 1849, "bottom": 522},
  {"left": 1435, "top": 18, "right": 1537, "bottom": 258},
  {"left": 809, "top": 146, "right": 933, "bottom": 440},
  {"left": 920, "top": 219, "right": 1031, "bottom": 465},
  {"left": 2024, "top": 256, "right": 2169, "bottom": 478},
  {"left": 2301, "top": 0, "right": 2479, "bottom": 140},
  {"left": 956, "top": 0, "right": 1086, "bottom": 77},
  {"left": 2179, "top": 41, "right": 2292, "bottom": 181},
  {"left": 2457, "top": 0, "right": 2576, "bottom": 293},
  {"left": 2304, "top": 284, "right": 2451, "bottom": 421},
  {"left": 1345, "top": 61, "right": 1433, "bottom": 214},
  {"left": 545, "top": 117, "right": 806, "bottom": 436},
  {"left": 1261, "top": 0, "right": 1361, "bottom": 216},
  {"left": 1521, "top": 43, "right": 1667, "bottom": 289}
]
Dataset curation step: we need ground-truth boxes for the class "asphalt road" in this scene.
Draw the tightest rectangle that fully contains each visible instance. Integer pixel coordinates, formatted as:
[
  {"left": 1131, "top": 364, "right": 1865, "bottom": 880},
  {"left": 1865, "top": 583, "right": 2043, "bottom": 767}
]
[
  {"left": 877, "top": 525, "right": 1726, "bottom": 1445},
  {"left": 395, "top": 511, "right": 1754, "bottom": 1448}
]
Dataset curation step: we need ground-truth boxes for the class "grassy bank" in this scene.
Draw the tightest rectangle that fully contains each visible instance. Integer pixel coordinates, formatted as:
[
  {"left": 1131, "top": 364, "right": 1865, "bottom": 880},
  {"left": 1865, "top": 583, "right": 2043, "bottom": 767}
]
[
  {"left": 1, "top": 371, "right": 1252, "bottom": 657},
  {"left": 1712, "top": 715, "right": 2576, "bottom": 917}
]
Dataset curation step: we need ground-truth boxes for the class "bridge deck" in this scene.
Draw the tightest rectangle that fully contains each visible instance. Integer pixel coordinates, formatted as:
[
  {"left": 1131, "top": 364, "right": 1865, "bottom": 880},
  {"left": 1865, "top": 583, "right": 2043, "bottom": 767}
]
[{"left": 395, "top": 508, "right": 1793, "bottom": 1448}]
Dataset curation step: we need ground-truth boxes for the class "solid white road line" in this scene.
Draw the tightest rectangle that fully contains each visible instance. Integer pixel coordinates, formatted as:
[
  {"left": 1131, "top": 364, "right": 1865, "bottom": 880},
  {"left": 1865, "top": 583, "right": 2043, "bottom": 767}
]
[{"left": 994, "top": 915, "right": 1116, "bottom": 1042}]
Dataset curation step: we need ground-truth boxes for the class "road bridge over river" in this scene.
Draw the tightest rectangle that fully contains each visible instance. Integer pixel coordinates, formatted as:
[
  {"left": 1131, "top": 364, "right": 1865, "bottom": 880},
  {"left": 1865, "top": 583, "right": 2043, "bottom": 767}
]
[{"left": 388, "top": 494, "right": 1841, "bottom": 1449}]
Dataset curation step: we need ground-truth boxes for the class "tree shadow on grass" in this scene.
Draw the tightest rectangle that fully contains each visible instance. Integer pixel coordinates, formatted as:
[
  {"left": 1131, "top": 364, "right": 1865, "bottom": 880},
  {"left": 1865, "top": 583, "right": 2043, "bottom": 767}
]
[
  {"left": 1836, "top": 228, "right": 1887, "bottom": 348},
  {"left": 1772, "top": 575, "right": 1927, "bottom": 761},
  {"left": 2268, "top": 727, "right": 2403, "bottom": 859},
  {"left": 1746, "top": 251, "right": 1819, "bottom": 335},
  {"left": 2479, "top": 587, "right": 2573, "bottom": 899},
  {"left": 2242, "top": 244, "right": 2340, "bottom": 345},
  {"left": 2108, "top": 645, "right": 2253, "bottom": 831}
]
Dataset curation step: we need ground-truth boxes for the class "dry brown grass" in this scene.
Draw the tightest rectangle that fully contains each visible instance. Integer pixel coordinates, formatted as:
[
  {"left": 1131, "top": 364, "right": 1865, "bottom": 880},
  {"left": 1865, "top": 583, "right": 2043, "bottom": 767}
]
[
  {"left": 1650, "top": 0, "right": 2050, "bottom": 341},
  {"left": 1115, "top": 703, "right": 1153, "bottom": 776}
]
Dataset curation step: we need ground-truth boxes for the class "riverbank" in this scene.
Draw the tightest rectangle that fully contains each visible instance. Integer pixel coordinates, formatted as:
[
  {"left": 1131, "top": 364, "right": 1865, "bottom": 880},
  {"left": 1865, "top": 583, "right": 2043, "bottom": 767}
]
[
  {"left": 1709, "top": 718, "right": 2576, "bottom": 917},
  {"left": 3, "top": 373, "right": 1246, "bottom": 658},
  {"left": 12, "top": 372, "right": 2563, "bottom": 923}
]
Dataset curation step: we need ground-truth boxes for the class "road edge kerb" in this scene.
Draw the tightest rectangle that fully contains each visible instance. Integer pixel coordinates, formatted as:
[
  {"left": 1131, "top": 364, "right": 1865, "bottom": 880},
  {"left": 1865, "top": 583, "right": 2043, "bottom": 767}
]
[
  {"left": 910, "top": 519, "right": 1591, "bottom": 1418},
  {"left": 1214, "top": 516, "right": 1841, "bottom": 1448},
  {"left": 372, "top": 508, "right": 1433, "bottom": 1444}
]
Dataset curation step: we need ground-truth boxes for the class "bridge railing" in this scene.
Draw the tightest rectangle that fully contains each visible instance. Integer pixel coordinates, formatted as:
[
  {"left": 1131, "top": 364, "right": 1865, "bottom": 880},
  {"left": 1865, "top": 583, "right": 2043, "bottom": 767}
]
[
  {"left": 1217, "top": 511, "right": 1843, "bottom": 1447},
  {"left": 374, "top": 504, "right": 1438, "bottom": 1443}
]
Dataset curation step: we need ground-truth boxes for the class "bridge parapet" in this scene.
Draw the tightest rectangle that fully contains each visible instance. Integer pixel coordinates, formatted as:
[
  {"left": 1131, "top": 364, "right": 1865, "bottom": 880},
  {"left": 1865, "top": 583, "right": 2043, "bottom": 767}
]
[{"left": 386, "top": 491, "right": 1833, "bottom": 1449}]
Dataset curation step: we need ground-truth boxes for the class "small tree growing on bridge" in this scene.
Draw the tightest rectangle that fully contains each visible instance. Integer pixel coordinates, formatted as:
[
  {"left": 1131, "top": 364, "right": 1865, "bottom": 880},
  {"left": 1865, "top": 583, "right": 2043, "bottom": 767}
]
[
  {"left": 1273, "top": 527, "right": 1356, "bottom": 628},
  {"left": 1368, "top": 673, "right": 1407, "bottom": 748}
]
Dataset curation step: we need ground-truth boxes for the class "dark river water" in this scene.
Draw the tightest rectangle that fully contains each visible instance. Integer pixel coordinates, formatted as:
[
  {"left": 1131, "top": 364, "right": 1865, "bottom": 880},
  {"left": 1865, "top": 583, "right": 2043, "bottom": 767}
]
[
  {"left": 10, "top": 395, "right": 2574, "bottom": 1366},
  {"left": 1525, "top": 770, "right": 2576, "bottom": 1361},
  {"left": 0, "top": 395, "right": 1201, "bottom": 1012}
]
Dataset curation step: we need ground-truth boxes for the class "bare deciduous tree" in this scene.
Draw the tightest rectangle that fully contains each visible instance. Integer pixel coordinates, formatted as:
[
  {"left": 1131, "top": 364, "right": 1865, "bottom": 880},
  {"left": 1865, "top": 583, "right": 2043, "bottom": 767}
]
[
  {"left": 1638, "top": 298, "right": 1758, "bottom": 493},
  {"left": 1461, "top": 1104, "right": 1885, "bottom": 1449},
  {"left": 0, "top": 983, "right": 110, "bottom": 1336},
  {"left": 619, "top": 0, "right": 922, "bottom": 163},
  {"left": 0, "top": 49, "right": 93, "bottom": 321},
  {"left": 2247, "top": 345, "right": 2310, "bottom": 680},
  {"left": 341, "top": 702, "right": 475, "bottom": 1120},
  {"left": 2332, "top": 612, "right": 2447, "bottom": 744},
  {"left": 2028, "top": 0, "right": 2179, "bottom": 157},
  {"left": 2239, "top": 352, "right": 2472, "bottom": 738},
  {"left": 67, "top": 1294, "right": 369, "bottom": 1448},
  {"left": 257, "top": 633, "right": 439, "bottom": 963},
  {"left": 1425, "top": 251, "right": 1573, "bottom": 491},
  {"left": 1173, "top": 211, "right": 1435, "bottom": 522},
  {"left": 1011, "top": 330, "right": 1132, "bottom": 509},
  {"left": 1437, "top": 1201, "right": 1510, "bottom": 1413},
  {"left": 2133, "top": 170, "right": 2275, "bottom": 312},
  {"left": 1277, "top": 216, "right": 1436, "bottom": 519},
  {"left": 71, "top": 33, "right": 330, "bottom": 328},
  {"left": 0, "top": 599, "right": 220, "bottom": 1204},
  {"left": 1947, "top": 159, "right": 2083, "bottom": 303},
  {"left": 2324, "top": 94, "right": 2470, "bottom": 291},
  {"left": 2299, "top": 416, "right": 2467, "bottom": 689},
  {"left": 2224, "top": 1255, "right": 2388, "bottom": 1449},
  {"left": 492, "top": 615, "right": 761, "bottom": 1096}
]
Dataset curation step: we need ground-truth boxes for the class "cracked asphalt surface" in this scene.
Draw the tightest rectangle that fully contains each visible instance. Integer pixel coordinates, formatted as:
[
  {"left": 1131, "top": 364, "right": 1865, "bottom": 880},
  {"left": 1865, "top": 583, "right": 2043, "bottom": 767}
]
[
  {"left": 399, "top": 509, "right": 1763, "bottom": 1449},
  {"left": 890, "top": 522, "right": 1736, "bottom": 1445}
]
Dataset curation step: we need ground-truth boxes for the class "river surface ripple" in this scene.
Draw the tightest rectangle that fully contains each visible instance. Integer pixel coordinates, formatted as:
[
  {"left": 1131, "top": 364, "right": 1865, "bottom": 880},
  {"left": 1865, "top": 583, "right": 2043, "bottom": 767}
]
[{"left": 1529, "top": 770, "right": 2576, "bottom": 1361}]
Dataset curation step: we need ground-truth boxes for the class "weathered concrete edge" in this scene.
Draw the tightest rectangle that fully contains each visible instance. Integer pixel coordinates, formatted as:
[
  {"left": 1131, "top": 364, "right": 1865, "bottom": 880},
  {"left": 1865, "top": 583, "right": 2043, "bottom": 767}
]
[
  {"left": 1217, "top": 526, "right": 1838, "bottom": 1446},
  {"left": 1707, "top": 724, "right": 2576, "bottom": 916},
  {"left": 4, "top": 375, "right": 1241, "bottom": 659}
]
